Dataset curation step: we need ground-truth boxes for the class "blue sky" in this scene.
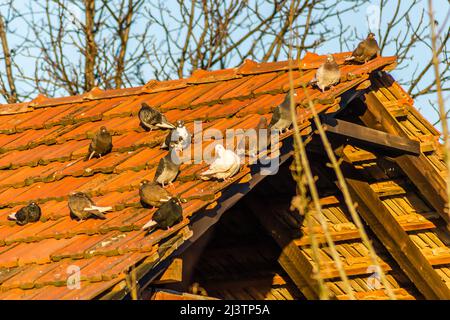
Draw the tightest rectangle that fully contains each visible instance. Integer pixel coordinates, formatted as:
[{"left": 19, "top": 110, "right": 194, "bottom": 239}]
[{"left": 1, "top": 0, "right": 449, "bottom": 129}]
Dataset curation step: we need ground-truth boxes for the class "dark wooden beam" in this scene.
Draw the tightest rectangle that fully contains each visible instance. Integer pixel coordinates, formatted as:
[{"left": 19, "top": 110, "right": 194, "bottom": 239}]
[
  {"left": 360, "top": 92, "right": 449, "bottom": 225},
  {"left": 243, "top": 197, "right": 321, "bottom": 300},
  {"left": 320, "top": 116, "right": 420, "bottom": 155},
  {"left": 339, "top": 156, "right": 450, "bottom": 299}
]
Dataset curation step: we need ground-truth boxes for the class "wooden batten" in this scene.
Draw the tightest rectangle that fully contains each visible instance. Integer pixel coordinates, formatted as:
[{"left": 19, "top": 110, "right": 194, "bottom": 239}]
[
  {"left": 360, "top": 92, "right": 449, "bottom": 225},
  {"left": 339, "top": 156, "right": 450, "bottom": 300}
]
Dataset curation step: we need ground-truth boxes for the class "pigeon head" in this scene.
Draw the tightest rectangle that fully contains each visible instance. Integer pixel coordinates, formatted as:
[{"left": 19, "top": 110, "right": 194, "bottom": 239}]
[
  {"left": 176, "top": 120, "right": 185, "bottom": 128},
  {"left": 141, "top": 103, "right": 151, "bottom": 110},
  {"left": 140, "top": 179, "right": 150, "bottom": 186},
  {"left": 100, "top": 126, "right": 108, "bottom": 134},
  {"left": 29, "top": 202, "right": 38, "bottom": 208},
  {"left": 169, "top": 197, "right": 182, "bottom": 206},
  {"left": 367, "top": 32, "right": 375, "bottom": 39},
  {"left": 214, "top": 144, "right": 225, "bottom": 157},
  {"left": 326, "top": 54, "right": 335, "bottom": 62}
]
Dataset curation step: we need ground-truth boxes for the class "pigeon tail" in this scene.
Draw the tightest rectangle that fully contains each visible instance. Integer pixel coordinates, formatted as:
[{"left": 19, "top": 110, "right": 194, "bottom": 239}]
[
  {"left": 85, "top": 151, "right": 96, "bottom": 161},
  {"left": 156, "top": 122, "right": 175, "bottom": 129},
  {"left": 8, "top": 212, "right": 16, "bottom": 221},
  {"left": 84, "top": 205, "right": 112, "bottom": 213},
  {"left": 142, "top": 219, "right": 157, "bottom": 230},
  {"left": 89, "top": 210, "right": 107, "bottom": 219}
]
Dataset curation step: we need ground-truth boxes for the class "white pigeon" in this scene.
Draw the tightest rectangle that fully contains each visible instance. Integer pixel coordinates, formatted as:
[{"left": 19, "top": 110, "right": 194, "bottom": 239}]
[
  {"left": 310, "top": 54, "right": 341, "bottom": 92},
  {"left": 201, "top": 144, "right": 240, "bottom": 181},
  {"left": 161, "top": 120, "right": 191, "bottom": 150}
]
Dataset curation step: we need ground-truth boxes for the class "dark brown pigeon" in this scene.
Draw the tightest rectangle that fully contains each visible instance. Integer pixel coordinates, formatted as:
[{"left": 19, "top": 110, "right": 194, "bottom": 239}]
[
  {"left": 142, "top": 197, "right": 183, "bottom": 231},
  {"left": 85, "top": 126, "right": 112, "bottom": 161},
  {"left": 139, "top": 103, "right": 175, "bottom": 131},
  {"left": 8, "top": 202, "right": 41, "bottom": 226}
]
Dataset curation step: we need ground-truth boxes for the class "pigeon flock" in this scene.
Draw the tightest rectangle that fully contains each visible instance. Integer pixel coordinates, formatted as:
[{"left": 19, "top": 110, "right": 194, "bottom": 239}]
[{"left": 8, "top": 33, "right": 380, "bottom": 233}]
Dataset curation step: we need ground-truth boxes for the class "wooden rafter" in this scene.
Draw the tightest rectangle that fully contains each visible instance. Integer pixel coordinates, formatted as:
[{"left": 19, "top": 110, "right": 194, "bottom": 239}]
[{"left": 319, "top": 116, "right": 420, "bottom": 155}]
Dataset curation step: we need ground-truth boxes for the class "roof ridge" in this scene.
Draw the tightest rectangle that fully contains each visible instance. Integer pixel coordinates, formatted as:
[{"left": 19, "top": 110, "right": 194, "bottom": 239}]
[{"left": 0, "top": 52, "right": 382, "bottom": 111}]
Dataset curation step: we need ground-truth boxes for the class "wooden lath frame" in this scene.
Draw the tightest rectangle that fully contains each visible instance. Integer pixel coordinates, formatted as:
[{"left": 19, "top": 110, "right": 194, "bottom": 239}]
[
  {"left": 361, "top": 91, "right": 449, "bottom": 225},
  {"left": 339, "top": 155, "right": 450, "bottom": 299}
]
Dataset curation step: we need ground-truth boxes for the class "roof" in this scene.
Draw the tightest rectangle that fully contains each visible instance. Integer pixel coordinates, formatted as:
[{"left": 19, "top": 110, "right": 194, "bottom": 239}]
[{"left": 0, "top": 50, "right": 430, "bottom": 300}]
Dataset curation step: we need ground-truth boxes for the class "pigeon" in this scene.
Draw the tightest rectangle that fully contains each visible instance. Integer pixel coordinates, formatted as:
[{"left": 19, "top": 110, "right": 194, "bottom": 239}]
[
  {"left": 68, "top": 192, "right": 112, "bottom": 220},
  {"left": 161, "top": 120, "right": 191, "bottom": 150},
  {"left": 201, "top": 144, "right": 241, "bottom": 181},
  {"left": 241, "top": 116, "right": 271, "bottom": 157},
  {"left": 142, "top": 197, "right": 183, "bottom": 231},
  {"left": 8, "top": 202, "right": 41, "bottom": 226},
  {"left": 139, "top": 103, "right": 175, "bottom": 131},
  {"left": 154, "top": 142, "right": 181, "bottom": 187},
  {"left": 85, "top": 126, "right": 112, "bottom": 161},
  {"left": 139, "top": 179, "right": 172, "bottom": 208},
  {"left": 310, "top": 54, "right": 341, "bottom": 92},
  {"left": 345, "top": 32, "right": 380, "bottom": 64},
  {"left": 269, "top": 92, "right": 297, "bottom": 133}
]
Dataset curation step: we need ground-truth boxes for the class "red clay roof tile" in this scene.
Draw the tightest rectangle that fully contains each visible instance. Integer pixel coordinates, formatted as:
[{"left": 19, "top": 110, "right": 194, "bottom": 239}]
[{"left": 0, "top": 54, "right": 401, "bottom": 299}]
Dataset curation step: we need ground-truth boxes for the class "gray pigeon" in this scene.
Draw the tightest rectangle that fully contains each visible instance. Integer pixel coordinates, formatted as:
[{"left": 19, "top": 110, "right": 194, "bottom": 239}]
[
  {"left": 161, "top": 120, "right": 191, "bottom": 150},
  {"left": 139, "top": 179, "right": 172, "bottom": 208},
  {"left": 243, "top": 116, "right": 271, "bottom": 157},
  {"left": 85, "top": 126, "right": 112, "bottom": 161},
  {"left": 68, "top": 192, "right": 112, "bottom": 220},
  {"left": 8, "top": 202, "right": 41, "bottom": 226},
  {"left": 345, "top": 32, "right": 380, "bottom": 64},
  {"left": 154, "top": 142, "right": 181, "bottom": 188},
  {"left": 142, "top": 197, "right": 183, "bottom": 231},
  {"left": 310, "top": 54, "right": 341, "bottom": 92},
  {"left": 139, "top": 103, "right": 175, "bottom": 131},
  {"left": 269, "top": 92, "right": 297, "bottom": 133}
]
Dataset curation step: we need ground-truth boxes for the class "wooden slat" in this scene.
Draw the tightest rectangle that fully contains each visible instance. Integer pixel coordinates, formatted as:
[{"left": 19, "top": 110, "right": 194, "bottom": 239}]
[
  {"left": 339, "top": 157, "right": 450, "bottom": 299},
  {"left": 321, "top": 117, "right": 420, "bottom": 155},
  {"left": 361, "top": 92, "right": 449, "bottom": 225}
]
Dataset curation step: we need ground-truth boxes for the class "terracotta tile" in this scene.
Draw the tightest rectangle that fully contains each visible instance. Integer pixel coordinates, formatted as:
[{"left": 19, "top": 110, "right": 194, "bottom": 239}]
[
  {"left": 75, "top": 97, "right": 127, "bottom": 119},
  {"left": 141, "top": 89, "right": 185, "bottom": 108},
  {"left": 221, "top": 73, "right": 279, "bottom": 100},
  {"left": 1, "top": 263, "right": 59, "bottom": 289},
  {"left": 160, "top": 83, "right": 219, "bottom": 110},
  {"left": 3, "top": 219, "right": 62, "bottom": 245},
  {"left": 102, "top": 251, "right": 148, "bottom": 279},
  {"left": 59, "top": 278, "right": 122, "bottom": 300},
  {"left": 33, "top": 258, "right": 93, "bottom": 287},
  {"left": 35, "top": 218, "right": 82, "bottom": 239},
  {"left": 236, "top": 93, "right": 285, "bottom": 118},
  {"left": 190, "top": 77, "right": 249, "bottom": 105},
  {"left": 0, "top": 287, "right": 43, "bottom": 300},
  {"left": 115, "top": 148, "right": 165, "bottom": 172},
  {"left": 18, "top": 238, "right": 76, "bottom": 265},
  {"left": 50, "top": 233, "right": 115, "bottom": 261},
  {"left": 188, "top": 68, "right": 239, "bottom": 83},
  {"left": 0, "top": 131, "right": 28, "bottom": 149}
]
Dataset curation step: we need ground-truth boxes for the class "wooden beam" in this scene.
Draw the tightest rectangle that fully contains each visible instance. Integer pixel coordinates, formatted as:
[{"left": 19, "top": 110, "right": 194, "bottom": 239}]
[
  {"left": 339, "top": 157, "right": 450, "bottom": 299},
  {"left": 361, "top": 92, "right": 449, "bottom": 225},
  {"left": 320, "top": 116, "right": 420, "bottom": 155},
  {"left": 244, "top": 197, "right": 321, "bottom": 300}
]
